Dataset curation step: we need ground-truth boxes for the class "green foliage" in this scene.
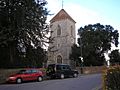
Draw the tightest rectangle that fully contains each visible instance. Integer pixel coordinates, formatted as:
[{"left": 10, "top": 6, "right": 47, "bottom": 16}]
[
  {"left": 0, "top": 0, "right": 49, "bottom": 68},
  {"left": 69, "top": 44, "right": 81, "bottom": 66},
  {"left": 109, "top": 49, "right": 120, "bottom": 65},
  {"left": 76, "top": 23, "right": 119, "bottom": 66},
  {"left": 103, "top": 66, "right": 120, "bottom": 90},
  {"left": 25, "top": 46, "right": 47, "bottom": 68}
]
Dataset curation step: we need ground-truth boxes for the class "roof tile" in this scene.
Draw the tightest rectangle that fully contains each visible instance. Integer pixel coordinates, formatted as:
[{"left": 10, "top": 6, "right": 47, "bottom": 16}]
[{"left": 50, "top": 9, "right": 76, "bottom": 23}]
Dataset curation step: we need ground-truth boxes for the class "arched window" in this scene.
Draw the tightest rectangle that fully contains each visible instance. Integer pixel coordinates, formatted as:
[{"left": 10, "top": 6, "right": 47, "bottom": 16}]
[
  {"left": 57, "top": 25, "right": 61, "bottom": 36},
  {"left": 71, "top": 26, "right": 73, "bottom": 36},
  {"left": 57, "top": 55, "right": 62, "bottom": 64}
]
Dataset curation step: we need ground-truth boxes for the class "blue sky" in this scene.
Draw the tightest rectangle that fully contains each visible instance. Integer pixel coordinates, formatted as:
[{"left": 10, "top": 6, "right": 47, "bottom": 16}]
[
  {"left": 71, "top": 0, "right": 120, "bottom": 29},
  {"left": 46, "top": 0, "right": 120, "bottom": 49}
]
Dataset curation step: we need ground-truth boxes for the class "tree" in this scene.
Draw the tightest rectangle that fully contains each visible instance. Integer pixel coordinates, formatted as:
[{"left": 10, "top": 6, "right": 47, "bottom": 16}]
[
  {"left": 69, "top": 44, "right": 81, "bottom": 66},
  {"left": 0, "top": 0, "right": 49, "bottom": 68},
  {"left": 109, "top": 49, "right": 120, "bottom": 65},
  {"left": 76, "top": 23, "right": 119, "bottom": 66},
  {"left": 24, "top": 45, "right": 47, "bottom": 68}
]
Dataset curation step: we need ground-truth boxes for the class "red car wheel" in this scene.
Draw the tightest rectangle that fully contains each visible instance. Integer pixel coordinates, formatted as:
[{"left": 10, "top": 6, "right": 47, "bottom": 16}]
[
  {"left": 37, "top": 76, "right": 43, "bottom": 82},
  {"left": 16, "top": 78, "right": 22, "bottom": 84}
]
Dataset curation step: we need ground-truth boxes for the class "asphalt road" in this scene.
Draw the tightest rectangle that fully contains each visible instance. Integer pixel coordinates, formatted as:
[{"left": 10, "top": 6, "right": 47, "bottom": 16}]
[{"left": 0, "top": 74, "right": 102, "bottom": 90}]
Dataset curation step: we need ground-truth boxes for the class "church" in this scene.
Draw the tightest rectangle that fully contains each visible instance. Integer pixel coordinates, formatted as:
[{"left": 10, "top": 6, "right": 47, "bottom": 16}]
[{"left": 47, "top": 9, "right": 76, "bottom": 66}]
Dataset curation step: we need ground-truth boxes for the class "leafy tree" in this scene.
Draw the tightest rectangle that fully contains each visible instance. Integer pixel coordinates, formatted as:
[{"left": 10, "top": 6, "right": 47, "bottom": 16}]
[
  {"left": 76, "top": 23, "right": 119, "bottom": 66},
  {"left": 0, "top": 0, "right": 49, "bottom": 68},
  {"left": 109, "top": 49, "right": 120, "bottom": 65},
  {"left": 69, "top": 44, "right": 81, "bottom": 66},
  {"left": 23, "top": 45, "right": 47, "bottom": 68}
]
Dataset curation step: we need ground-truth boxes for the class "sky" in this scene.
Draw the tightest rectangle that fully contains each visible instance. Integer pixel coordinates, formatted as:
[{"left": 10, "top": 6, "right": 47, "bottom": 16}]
[{"left": 46, "top": 0, "right": 120, "bottom": 49}]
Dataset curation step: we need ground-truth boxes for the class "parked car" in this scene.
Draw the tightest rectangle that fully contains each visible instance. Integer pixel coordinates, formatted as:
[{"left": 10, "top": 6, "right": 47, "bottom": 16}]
[
  {"left": 7, "top": 69, "right": 43, "bottom": 84},
  {"left": 46, "top": 64, "right": 79, "bottom": 79}
]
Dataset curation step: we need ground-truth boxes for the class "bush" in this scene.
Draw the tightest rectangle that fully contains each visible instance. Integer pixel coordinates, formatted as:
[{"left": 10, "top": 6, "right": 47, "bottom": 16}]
[{"left": 103, "top": 66, "right": 120, "bottom": 90}]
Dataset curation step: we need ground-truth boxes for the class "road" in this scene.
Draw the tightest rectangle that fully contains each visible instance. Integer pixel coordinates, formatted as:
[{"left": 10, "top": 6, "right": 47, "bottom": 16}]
[{"left": 0, "top": 74, "right": 102, "bottom": 90}]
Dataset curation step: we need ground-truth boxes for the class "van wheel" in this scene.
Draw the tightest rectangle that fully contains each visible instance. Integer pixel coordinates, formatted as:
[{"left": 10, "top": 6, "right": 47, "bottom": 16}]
[
  {"left": 37, "top": 76, "right": 43, "bottom": 82},
  {"left": 16, "top": 78, "right": 22, "bottom": 84},
  {"left": 60, "top": 74, "right": 64, "bottom": 79},
  {"left": 73, "top": 73, "right": 78, "bottom": 78}
]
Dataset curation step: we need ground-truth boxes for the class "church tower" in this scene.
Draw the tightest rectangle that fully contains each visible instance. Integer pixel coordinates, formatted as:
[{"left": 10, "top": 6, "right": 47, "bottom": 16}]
[{"left": 48, "top": 9, "right": 76, "bottom": 65}]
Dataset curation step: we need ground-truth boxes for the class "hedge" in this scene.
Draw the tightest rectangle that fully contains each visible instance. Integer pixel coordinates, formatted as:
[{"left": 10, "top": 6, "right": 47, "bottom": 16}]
[{"left": 103, "top": 66, "right": 120, "bottom": 90}]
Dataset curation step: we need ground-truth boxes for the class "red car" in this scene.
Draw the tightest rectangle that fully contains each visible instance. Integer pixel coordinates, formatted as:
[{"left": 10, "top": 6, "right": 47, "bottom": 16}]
[{"left": 7, "top": 69, "right": 43, "bottom": 84}]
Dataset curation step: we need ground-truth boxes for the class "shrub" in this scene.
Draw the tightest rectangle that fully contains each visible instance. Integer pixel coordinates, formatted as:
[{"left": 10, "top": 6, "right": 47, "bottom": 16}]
[{"left": 103, "top": 66, "right": 120, "bottom": 90}]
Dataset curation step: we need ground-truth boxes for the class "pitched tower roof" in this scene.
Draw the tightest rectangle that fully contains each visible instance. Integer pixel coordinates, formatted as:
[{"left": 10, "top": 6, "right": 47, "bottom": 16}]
[{"left": 50, "top": 9, "right": 76, "bottom": 23}]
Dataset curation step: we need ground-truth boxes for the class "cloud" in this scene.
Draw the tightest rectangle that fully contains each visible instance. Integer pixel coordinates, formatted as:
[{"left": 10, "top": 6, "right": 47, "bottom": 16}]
[
  {"left": 64, "top": 3, "right": 103, "bottom": 29},
  {"left": 46, "top": 0, "right": 61, "bottom": 12},
  {"left": 46, "top": 0, "right": 61, "bottom": 22},
  {"left": 46, "top": 0, "right": 103, "bottom": 29}
]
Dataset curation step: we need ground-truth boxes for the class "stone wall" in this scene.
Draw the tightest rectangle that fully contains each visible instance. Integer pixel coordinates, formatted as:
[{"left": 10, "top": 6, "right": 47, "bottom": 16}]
[
  {"left": 0, "top": 69, "right": 21, "bottom": 84},
  {"left": 0, "top": 66, "right": 107, "bottom": 83},
  {"left": 76, "top": 66, "right": 107, "bottom": 74},
  {"left": 0, "top": 68, "right": 46, "bottom": 84}
]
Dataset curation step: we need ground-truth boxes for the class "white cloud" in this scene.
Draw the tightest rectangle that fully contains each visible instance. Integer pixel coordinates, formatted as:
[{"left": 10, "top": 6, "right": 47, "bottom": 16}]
[
  {"left": 46, "top": 0, "right": 61, "bottom": 23},
  {"left": 46, "top": 0, "right": 60, "bottom": 12},
  {"left": 64, "top": 3, "right": 103, "bottom": 29},
  {"left": 46, "top": 0, "right": 103, "bottom": 29}
]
